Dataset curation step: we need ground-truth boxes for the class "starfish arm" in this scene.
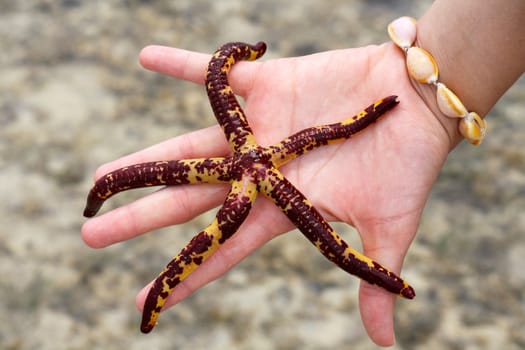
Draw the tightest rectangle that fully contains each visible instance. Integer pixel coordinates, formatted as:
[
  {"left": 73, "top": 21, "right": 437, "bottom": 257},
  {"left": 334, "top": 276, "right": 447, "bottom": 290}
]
[
  {"left": 269, "top": 96, "right": 399, "bottom": 167},
  {"left": 205, "top": 42, "right": 266, "bottom": 151},
  {"left": 83, "top": 157, "right": 232, "bottom": 217},
  {"left": 260, "top": 167, "right": 415, "bottom": 299},
  {"left": 140, "top": 176, "right": 258, "bottom": 333}
]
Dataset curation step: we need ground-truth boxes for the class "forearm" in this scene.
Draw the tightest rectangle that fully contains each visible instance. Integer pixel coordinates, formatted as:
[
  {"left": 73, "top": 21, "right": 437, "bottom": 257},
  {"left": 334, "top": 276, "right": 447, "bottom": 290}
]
[{"left": 417, "top": 0, "right": 525, "bottom": 119}]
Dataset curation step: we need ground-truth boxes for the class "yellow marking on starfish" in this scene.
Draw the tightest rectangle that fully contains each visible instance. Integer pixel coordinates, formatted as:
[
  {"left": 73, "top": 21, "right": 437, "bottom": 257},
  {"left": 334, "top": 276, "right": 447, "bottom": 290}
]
[
  {"left": 249, "top": 49, "right": 262, "bottom": 61},
  {"left": 227, "top": 106, "right": 241, "bottom": 117},
  {"left": 156, "top": 174, "right": 166, "bottom": 184},
  {"left": 220, "top": 85, "right": 234, "bottom": 95},
  {"left": 220, "top": 55, "right": 236, "bottom": 73},
  {"left": 373, "top": 98, "right": 385, "bottom": 108}
]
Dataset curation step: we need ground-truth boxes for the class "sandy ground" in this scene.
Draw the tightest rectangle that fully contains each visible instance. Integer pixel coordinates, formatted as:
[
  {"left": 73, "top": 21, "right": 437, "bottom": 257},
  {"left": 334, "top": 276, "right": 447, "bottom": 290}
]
[{"left": 1, "top": 1, "right": 524, "bottom": 349}]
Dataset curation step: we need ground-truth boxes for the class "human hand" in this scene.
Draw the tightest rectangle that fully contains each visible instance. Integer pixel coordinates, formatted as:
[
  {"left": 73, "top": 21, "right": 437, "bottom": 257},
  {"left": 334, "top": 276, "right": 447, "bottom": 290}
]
[{"left": 82, "top": 42, "right": 458, "bottom": 346}]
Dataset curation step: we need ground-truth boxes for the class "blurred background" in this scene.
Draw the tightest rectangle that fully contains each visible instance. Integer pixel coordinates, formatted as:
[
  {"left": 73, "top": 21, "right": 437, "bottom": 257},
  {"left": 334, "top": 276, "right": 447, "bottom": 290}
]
[{"left": 1, "top": 1, "right": 523, "bottom": 349}]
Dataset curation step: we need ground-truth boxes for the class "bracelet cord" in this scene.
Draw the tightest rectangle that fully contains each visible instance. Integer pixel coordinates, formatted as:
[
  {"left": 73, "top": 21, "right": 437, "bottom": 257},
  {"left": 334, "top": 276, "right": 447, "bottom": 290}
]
[{"left": 388, "top": 16, "right": 487, "bottom": 145}]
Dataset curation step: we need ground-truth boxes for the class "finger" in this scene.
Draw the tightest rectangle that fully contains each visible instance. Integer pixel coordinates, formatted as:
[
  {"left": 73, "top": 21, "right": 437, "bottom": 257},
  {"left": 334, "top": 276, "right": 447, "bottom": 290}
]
[
  {"left": 81, "top": 183, "right": 228, "bottom": 248},
  {"left": 93, "top": 125, "right": 228, "bottom": 179},
  {"left": 139, "top": 45, "right": 211, "bottom": 85},
  {"left": 134, "top": 197, "right": 294, "bottom": 312},
  {"left": 139, "top": 44, "right": 264, "bottom": 96}
]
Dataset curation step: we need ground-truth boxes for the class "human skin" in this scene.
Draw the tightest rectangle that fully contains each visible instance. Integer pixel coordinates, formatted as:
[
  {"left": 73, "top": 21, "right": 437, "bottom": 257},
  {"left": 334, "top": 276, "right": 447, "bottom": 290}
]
[
  {"left": 82, "top": 0, "right": 524, "bottom": 346},
  {"left": 416, "top": 0, "right": 525, "bottom": 146}
]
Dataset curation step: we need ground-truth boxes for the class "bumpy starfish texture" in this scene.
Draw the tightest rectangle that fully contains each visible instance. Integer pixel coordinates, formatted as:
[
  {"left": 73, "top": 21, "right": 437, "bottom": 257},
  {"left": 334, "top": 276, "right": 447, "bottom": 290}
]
[{"left": 84, "top": 42, "right": 415, "bottom": 334}]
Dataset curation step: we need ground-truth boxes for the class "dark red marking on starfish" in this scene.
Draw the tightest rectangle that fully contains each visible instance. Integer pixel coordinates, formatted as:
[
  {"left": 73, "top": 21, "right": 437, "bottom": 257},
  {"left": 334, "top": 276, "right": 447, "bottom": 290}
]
[{"left": 83, "top": 41, "right": 414, "bottom": 334}]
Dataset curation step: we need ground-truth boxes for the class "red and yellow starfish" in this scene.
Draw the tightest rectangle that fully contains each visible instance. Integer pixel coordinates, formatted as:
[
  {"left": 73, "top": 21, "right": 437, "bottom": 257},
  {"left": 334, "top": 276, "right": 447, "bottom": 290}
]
[{"left": 84, "top": 41, "right": 414, "bottom": 333}]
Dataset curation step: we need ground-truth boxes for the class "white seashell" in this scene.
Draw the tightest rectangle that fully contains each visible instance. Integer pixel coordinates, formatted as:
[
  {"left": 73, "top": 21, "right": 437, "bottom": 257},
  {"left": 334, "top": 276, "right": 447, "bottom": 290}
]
[
  {"left": 406, "top": 47, "right": 438, "bottom": 84},
  {"left": 459, "top": 112, "right": 487, "bottom": 145},
  {"left": 388, "top": 16, "right": 417, "bottom": 49},
  {"left": 436, "top": 83, "right": 468, "bottom": 118}
]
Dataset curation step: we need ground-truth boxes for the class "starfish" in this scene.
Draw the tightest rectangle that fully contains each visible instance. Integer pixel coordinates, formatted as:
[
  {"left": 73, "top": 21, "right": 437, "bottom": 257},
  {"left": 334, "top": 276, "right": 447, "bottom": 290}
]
[{"left": 84, "top": 41, "right": 415, "bottom": 333}]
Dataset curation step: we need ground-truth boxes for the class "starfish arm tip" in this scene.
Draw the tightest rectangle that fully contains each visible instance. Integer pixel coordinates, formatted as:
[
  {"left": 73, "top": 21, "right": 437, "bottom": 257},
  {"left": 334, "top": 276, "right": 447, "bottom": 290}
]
[
  {"left": 401, "top": 285, "right": 416, "bottom": 299},
  {"left": 83, "top": 197, "right": 103, "bottom": 217}
]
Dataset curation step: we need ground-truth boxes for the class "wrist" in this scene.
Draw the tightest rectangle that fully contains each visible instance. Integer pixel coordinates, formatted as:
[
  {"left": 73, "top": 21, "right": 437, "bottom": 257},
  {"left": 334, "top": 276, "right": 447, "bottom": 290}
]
[
  {"left": 386, "top": 18, "right": 483, "bottom": 148},
  {"left": 386, "top": 0, "right": 525, "bottom": 148},
  {"left": 377, "top": 42, "right": 463, "bottom": 151},
  {"left": 405, "top": 67, "right": 464, "bottom": 149},
  {"left": 416, "top": 0, "right": 525, "bottom": 118}
]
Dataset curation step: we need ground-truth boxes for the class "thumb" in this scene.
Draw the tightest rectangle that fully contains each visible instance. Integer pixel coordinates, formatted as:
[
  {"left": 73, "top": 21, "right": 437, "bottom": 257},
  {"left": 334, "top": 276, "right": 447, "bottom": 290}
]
[
  {"left": 358, "top": 249, "right": 400, "bottom": 347},
  {"left": 357, "top": 218, "right": 417, "bottom": 346}
]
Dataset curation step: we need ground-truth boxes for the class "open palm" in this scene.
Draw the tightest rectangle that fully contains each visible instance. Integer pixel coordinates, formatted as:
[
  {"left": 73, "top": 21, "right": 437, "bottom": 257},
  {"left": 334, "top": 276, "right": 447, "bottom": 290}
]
[{"left": 82, "top": 41, "right": 455, "bottom": 346}]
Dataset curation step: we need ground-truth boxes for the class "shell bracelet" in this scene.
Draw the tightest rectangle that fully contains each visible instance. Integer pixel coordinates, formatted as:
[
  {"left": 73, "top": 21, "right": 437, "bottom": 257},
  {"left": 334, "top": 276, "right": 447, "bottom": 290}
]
[{"left": 388, "top": 16, "right": 487, "bottom": 145}]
